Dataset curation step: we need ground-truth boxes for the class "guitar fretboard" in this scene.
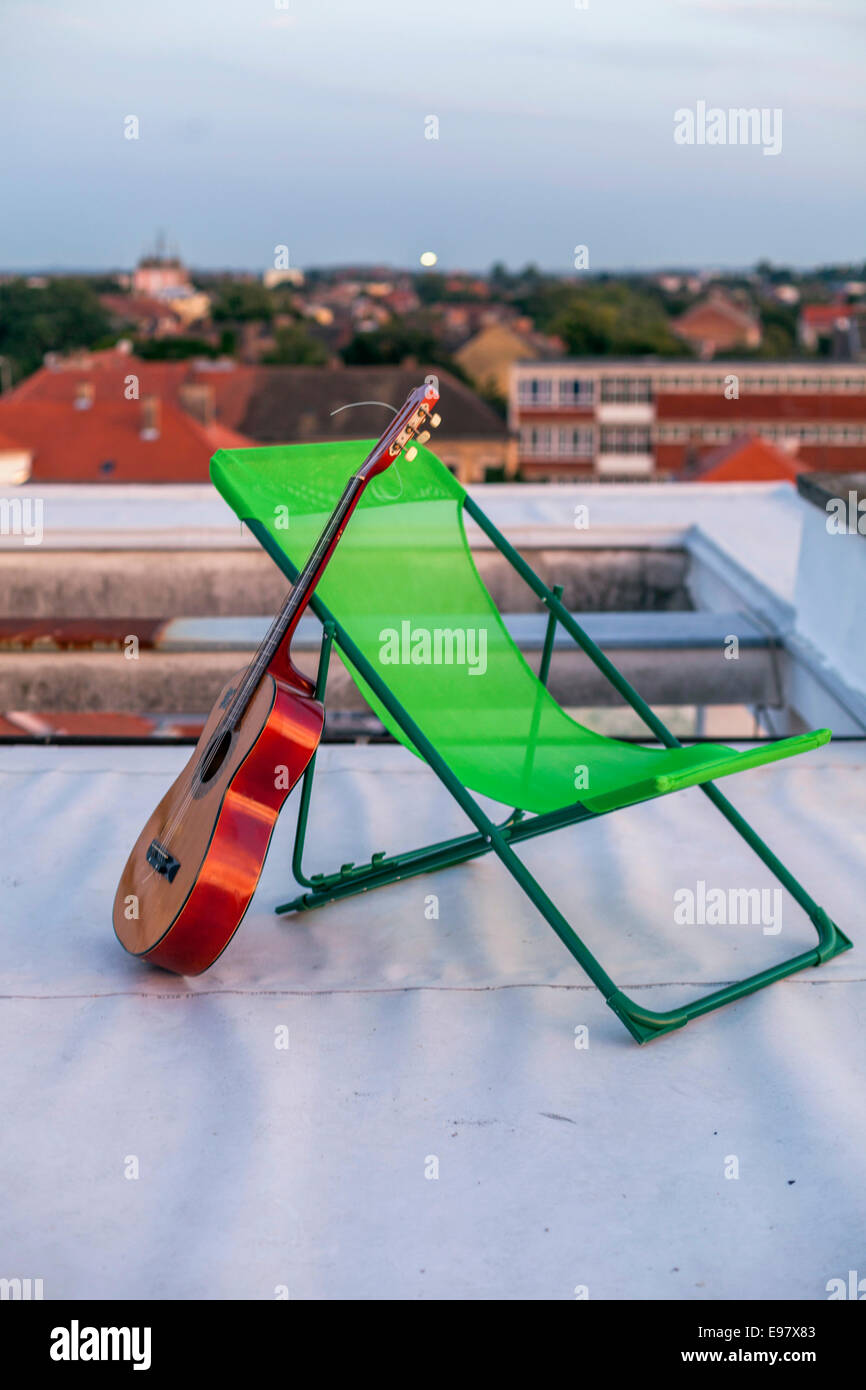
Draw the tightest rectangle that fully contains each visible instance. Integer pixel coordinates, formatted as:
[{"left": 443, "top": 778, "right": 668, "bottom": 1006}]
[{"left": 217, "top": 473, "right": 364, "bottom": 736}]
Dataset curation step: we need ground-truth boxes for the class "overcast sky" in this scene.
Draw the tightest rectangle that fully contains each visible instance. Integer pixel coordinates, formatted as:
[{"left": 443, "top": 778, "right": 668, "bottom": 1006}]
[{"left": 0, "top": 0, "right": 862, "bottom": 272}]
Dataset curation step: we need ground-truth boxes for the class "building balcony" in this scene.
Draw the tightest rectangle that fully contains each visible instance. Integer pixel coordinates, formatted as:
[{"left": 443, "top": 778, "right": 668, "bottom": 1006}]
[{"left": 596, "top": 402, "right": 655, "bottom": 425}]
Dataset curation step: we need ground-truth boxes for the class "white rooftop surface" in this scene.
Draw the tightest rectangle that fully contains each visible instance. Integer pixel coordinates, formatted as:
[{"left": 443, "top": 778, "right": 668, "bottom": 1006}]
[
  {"left": 2, "top": 738, "right": 864, "bottom": 1300},
  {"left": 2, "top": 479, "right": 805, "bottom": 605}
]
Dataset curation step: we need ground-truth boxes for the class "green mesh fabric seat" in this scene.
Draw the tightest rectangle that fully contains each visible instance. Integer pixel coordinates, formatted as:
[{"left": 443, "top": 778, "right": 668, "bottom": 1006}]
[
  {"left": 212, "top": 440, "right": 827, "bottom": 815},
  {"left": 211, "top": 437, "right": 851, "bottom": 1044}
]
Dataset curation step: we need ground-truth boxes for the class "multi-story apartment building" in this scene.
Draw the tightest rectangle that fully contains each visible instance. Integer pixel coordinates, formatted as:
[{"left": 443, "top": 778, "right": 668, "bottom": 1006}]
[{"left": 510, "top": 360, "right": 866, "bottom": 479}]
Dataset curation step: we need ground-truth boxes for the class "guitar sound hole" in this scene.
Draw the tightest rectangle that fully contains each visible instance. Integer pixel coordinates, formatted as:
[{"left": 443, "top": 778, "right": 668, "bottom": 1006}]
[{"left": 199, "top": 730, "right": 232, "bottom": 785}]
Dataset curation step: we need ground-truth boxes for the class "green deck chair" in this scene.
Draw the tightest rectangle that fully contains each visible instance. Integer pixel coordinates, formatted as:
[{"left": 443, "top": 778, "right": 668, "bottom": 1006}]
[{"left": 211, "top": 438, "right": 852, "bottom": 1043}]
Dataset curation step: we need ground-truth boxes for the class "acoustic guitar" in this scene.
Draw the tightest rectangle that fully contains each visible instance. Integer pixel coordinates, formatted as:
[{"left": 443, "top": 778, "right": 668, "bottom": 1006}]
[{"left": 113, "top": 379, "right": 441, "bottom": 974}]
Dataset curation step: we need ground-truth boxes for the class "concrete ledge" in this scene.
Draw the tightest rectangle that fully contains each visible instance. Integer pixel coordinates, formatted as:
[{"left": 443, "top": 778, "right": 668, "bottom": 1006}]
[
  {"left": 0, "top": 611, "right": 770, "bottom": 653},
  {"left": 0, "top": 611, "right": 778, "bottom": 712},
  {"left": 0, "top": 547, "right": 691, "bottom": 618}
]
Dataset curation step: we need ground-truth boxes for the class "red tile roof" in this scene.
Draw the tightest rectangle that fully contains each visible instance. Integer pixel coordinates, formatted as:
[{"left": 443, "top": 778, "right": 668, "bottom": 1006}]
[
  {"left": 695, "top": 435, "right": 805, "bottom": 483},
  {"left": 100, "top": 294, "right": 182, "bottom": 323},
  {"left": 800, "top": 303, "right": 851, "bottom": 326},
  {"left": 0, "top": 397, "right": 250, "bottom": 483},
  {"left": 204, "top": 421, "right": 255, "bottom": 451},
  {"left": 0, "top": 426, "right": 27, "bottom": 451},
  {"left": 10, "top": 350, "right": 188, "bottom": 403},
  {"left": 674, "top": 293, "right": 759, "bottom": 334},
  {"left": 9, "top": 350, "right": 259, "bottom": 431},
  {"left": 0, "top": 349, "right": 256, "bottom": 480}
]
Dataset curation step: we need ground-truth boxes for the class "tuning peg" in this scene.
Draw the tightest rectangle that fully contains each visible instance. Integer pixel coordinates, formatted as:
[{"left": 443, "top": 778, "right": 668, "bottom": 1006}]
[
  {"left": 416, "top": 430, "right": 430, "bottom": 445},
  {"left": 430, "top": 413, "right": 441, "bottom": 428},
  {"left": 405, "top": 446, "right": 418, "bottom": 461}
]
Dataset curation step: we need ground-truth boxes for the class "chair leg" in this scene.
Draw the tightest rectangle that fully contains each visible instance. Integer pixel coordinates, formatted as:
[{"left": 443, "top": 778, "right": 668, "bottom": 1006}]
[
  {"left": 281, "top": 769, "right": 852, "bottom": 1045},
  {"left": 481, "top": 808, "right": 852, "bottom": 1045},
  {"left": 606, "top": 908, "right": 851, "bottom": 1044}
]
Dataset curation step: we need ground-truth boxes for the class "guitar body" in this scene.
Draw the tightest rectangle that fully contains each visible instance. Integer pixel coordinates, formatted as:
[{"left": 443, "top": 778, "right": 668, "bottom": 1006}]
[{"left": 112, "top": 669, "right": 324, "bottom": 975}]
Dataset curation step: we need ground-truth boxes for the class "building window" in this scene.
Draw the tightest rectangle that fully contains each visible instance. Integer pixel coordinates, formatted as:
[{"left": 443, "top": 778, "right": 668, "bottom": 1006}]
[
  {"left": 526, "top": 426, "right": 553, "bottom": 455},
  {"left": 599, "top": 426, "right": 652, "bottom": 454},
  {"left": 656, "top": 424, "right": 690, "bottom": 442},
  {"left": 557, "top": 426, "right": 594, "bottom": 457},
  {"left": 600, "top": 377, "right": 653, "bottom": 404},
  {"left": 558, "top": 377, "right": 595, "bottom": 407},
  {"left": 518, "top": 376, "right": 554, "bottom": 406},
  {"left": 521, "top": 425, "right": 594, "bottom": 457}
]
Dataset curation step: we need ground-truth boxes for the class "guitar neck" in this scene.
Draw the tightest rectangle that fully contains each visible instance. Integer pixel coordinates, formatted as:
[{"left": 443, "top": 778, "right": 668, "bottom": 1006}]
[
  {"left": 262, "top": 469, "right": 366, "bottom": 663},
  {"left": 218, "top": 473, "right": 362, "bottom": 729},
  {"left": 219, "top": 380, "right": 439, "bottom": 731}
]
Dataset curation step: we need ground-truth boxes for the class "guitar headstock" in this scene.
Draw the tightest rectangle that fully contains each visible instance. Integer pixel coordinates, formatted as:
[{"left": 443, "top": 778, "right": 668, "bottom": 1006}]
[{"left": 358, "top": 379, "right": 442, "bottom": 480}]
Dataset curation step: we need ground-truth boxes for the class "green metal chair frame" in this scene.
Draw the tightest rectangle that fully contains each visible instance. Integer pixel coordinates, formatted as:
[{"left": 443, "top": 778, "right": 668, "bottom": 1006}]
[{"left": 211, "top": 441, "right": 852, "bottom": 1044}]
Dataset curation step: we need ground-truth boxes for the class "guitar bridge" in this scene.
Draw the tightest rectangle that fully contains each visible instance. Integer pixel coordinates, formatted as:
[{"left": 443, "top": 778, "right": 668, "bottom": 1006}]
[{"left": 146, "top": 838, "right": 181, "bottom": 882}]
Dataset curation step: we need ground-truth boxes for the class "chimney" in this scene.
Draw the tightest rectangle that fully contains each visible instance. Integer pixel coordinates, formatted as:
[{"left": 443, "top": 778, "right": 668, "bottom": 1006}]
[
  {"left": 178, "top": 383, "right": 215, "bottom": 428},
  {"left": 140, "top": 396, "right": 161, "bottom": 440},
  {"left": 74, "top": 382, "right": 94, "bottom": 411}
]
